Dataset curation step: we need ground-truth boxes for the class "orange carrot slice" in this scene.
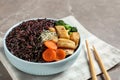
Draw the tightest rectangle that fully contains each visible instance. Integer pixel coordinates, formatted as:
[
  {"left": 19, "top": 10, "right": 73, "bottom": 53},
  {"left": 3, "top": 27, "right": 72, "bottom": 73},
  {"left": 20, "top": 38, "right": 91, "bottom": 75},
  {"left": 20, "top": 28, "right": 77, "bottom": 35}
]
[
  {"left": 42, "top": 49, "right": 56, "bottom": 62},
  {"left": 56, "top": 49, "right": 66, "bottom": 60},
  {"left": 44, "top": 40, "right": 57, "bottom": 50}
]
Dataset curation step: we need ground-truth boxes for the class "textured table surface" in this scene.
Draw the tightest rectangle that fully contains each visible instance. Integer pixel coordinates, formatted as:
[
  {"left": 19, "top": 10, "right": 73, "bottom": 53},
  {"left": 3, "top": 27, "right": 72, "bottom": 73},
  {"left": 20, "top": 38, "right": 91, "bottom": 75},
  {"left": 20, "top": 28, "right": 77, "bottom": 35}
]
[{"left": 0, "top": 0, "right": 120, "bottom": 80}]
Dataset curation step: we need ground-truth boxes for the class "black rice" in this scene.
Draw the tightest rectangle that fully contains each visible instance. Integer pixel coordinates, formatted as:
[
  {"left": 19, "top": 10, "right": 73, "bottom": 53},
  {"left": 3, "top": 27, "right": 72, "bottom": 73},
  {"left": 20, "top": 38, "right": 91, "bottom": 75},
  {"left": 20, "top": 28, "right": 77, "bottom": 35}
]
[{"left": 6, "top": 19, "right": 56, "bottom": 62}]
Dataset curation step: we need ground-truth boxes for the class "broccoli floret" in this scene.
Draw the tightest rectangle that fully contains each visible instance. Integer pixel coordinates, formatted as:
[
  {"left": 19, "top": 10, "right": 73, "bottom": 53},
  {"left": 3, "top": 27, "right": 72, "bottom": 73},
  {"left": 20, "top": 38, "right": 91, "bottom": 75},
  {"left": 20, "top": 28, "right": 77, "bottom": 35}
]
[
  {"left": 71, "top": 27, "right": 77, "bottom": 32},
  {"left": 55, "top": 20, "right": 66, "bottom": 26}
]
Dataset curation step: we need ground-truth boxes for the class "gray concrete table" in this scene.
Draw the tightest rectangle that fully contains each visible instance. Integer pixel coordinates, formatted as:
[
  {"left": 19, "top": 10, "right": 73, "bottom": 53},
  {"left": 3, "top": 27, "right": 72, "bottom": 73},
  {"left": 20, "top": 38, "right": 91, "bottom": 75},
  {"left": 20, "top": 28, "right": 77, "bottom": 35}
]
[{"left": 0, "top": 0, "right": 120, "bottom": 80}]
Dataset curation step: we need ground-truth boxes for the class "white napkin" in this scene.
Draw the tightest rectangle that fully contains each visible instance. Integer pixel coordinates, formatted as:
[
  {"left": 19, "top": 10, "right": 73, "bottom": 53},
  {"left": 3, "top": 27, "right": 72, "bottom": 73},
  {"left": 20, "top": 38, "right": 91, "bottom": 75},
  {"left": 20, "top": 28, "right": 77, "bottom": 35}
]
[{"left": 0, "top": 16, "right": 120, "bottom": 80}]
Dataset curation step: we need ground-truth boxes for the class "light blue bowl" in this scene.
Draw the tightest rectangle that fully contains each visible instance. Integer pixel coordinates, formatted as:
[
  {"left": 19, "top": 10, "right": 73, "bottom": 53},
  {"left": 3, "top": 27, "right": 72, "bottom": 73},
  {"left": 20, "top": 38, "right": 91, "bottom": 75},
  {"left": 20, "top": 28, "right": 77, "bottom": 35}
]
[{"left": 3, "top": 18, "right": 82, "bottom": 75}]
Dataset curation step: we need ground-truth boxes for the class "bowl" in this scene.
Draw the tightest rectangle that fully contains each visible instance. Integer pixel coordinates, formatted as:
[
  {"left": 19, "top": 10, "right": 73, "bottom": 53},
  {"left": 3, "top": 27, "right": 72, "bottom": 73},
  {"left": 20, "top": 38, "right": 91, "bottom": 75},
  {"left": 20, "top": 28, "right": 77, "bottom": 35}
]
[{"left": 3, "top": 18, "right": 82, "bottom": 75}]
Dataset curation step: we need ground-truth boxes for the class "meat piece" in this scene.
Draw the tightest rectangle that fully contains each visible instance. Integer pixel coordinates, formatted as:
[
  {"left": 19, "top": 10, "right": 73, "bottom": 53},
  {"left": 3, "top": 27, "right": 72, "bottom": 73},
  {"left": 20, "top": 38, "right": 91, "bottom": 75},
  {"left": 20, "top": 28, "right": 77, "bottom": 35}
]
[
  {"left": 63, "top": 49, "right": 74, "bottom": 55},
  {"left": 48, "top": 27, "right": 56, "bottom": 32},
  {"left": 55, "top": 26, "right": 70, "bottom": 39},
  {"left": 57, "top": 38, "right": 76, "bottom": 49},
  {"left": 70, "top": 32, "right": 80, "bottom": 47},
  {"left": 51, "top": 36, "right": 58, "bottom": 43}
]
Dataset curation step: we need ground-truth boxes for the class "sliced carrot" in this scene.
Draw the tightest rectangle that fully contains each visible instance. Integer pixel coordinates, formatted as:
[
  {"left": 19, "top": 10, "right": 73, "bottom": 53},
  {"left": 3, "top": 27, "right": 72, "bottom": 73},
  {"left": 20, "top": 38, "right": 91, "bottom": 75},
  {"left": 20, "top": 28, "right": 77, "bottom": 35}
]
[
  {"left": 56, "top": 49, "right": 66, "bottom": 60},
  {"left": 42, "top": 49, "right": 56, "bottom": 62},
  {"left": 44, "top": 40, "right": 57, "bottom": 50}
]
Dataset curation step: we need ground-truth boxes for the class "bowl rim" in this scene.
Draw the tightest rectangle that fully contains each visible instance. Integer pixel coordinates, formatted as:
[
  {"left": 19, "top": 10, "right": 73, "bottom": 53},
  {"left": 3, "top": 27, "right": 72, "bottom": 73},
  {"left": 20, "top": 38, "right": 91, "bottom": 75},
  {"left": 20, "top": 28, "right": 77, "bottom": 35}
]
[{"left": 3, "top": 18, "right": 82, "bottom": 65}]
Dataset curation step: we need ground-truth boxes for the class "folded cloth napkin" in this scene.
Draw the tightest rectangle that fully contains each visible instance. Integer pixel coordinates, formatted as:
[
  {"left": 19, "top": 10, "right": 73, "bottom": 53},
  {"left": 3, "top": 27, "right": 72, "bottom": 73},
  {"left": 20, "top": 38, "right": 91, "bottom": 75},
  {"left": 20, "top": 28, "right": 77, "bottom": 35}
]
[{"left": 0, "top": 16, "right": 120, "bottom": 80}]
